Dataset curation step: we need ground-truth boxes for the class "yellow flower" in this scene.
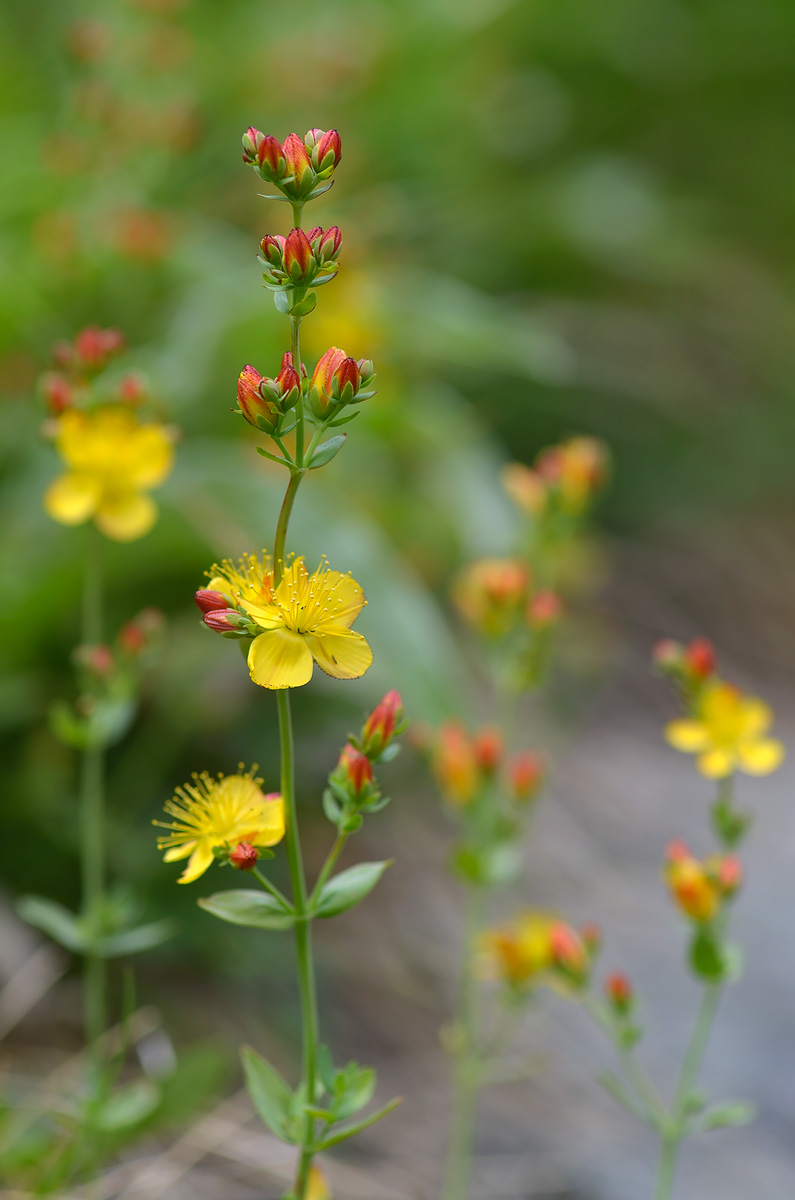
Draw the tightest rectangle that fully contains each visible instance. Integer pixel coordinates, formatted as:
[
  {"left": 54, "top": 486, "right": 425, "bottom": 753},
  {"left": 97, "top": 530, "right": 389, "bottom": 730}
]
[
  {"left": 155, "top": 767, "right": 285, "bottom": 884},
  {"left": 481, "top": 911, "right": 557, "bottom": 986},
  {"left": 451, "top": 557, "right": 530, "bottom": 636},
  {"left": 212, "top": 553, "right": 373, "bottom": 690},
  {"left": 44, "top": 406, "right": 174, "bottom": 541},
  {"left": 307, "top": 1166, "right": 332, "bottom": 1200},
  {"left": 665, "top": 681, "right": 785, "bottom": 779}
]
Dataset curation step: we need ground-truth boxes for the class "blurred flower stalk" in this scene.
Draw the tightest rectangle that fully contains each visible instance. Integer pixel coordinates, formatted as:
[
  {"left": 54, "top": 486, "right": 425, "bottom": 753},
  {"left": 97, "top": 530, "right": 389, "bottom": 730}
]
[
  {"left": 424, "top": 440, "right": 607, "bottom": 1200},
  {"left": 578, "top": 639, "right": 784, "bottom": 1200},
  {"left": 157, "top": 126, "right": 405, "bottom": 1200}
]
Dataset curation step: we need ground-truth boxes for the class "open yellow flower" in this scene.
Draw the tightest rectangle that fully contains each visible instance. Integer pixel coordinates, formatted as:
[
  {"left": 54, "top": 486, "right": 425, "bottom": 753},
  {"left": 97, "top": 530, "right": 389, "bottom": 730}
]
[
  {"left": 481, "top": 911, "right": 557, "bottom": 986},
  {"left": 212, "top": 553, "right": 373, "bottom": 690},
  {"left": 44, "top": 406, "right": 174, "bottom": 541},
  {"left": 155, "top": 768, "right": 285, "bottom": 884},
  {"left": 665, "top": 681, "right": 785, "bottom": 779}
]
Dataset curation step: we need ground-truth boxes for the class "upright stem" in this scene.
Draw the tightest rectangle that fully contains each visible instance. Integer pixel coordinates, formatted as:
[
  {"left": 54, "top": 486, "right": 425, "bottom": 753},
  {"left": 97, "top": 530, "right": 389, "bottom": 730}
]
[
  {"left": 274, "top": 471, "right": 304, "bottom": 581},
  {"left": 80, "top": 534, "right": 107, "bottom": 1063},
  {"left": 442, "top": 886, "right": 485, "bottom": 1200},
  {"left": 277, "top": 690, "right": 320, "bottom": 1199}
]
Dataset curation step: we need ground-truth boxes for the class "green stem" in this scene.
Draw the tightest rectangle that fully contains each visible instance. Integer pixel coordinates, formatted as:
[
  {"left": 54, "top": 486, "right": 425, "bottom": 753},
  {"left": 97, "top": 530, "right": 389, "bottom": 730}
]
[
  {"left": 252, "top": 866, "right": 294, "bottom": 912},
  {"left": 273, "top": 471, "right": 304, "bottom": 584},
  {"left": 80, "top": 534, "right": 107, "bottom": 1064},
  {"left": 582, "top": 993, "right": 666, "bottom": 1129},
  {"left": 291, "top": 315, "right": 305, "bottom": 468},
  {"left": 442, "top": 886, "right": 485, "bottom": 1200},
  {"left": 653, "top": 983, "right": 721, "bottom": 1200},
  {"left": 309, "top": 830, "right": 349, "bottom": 906},
  {"left": 277, "top": 690, "right": 320, "bottom": 1200}
]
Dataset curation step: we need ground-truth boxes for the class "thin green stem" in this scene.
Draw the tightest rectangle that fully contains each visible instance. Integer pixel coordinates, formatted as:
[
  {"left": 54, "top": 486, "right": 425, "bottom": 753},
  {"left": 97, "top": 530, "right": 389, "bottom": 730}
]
[
  {"left": 290, "top": 315, "right": 305, "bottom": 467},
  {"left": 80, "top": 534, "right": 107, "bottom": 1065},
  {"left": 277, "top": 690, "right": 320, "bottom": 1200},
  {"left": 273, "top": 471, "right": 304, "bottom": 584},
  {"left": 252, "top": 866, "right": 294, "bottom": 912},
  {"left": 309, "top": 830, "right": 348, "bottom": 906},
  {"left": 582, "top": 993, "right": 666, "bottom": 1129},
  {"left": 654, "top": 1138, "right": 677, "bottom": 1200},
  {"left": 442, "top": 886, "right": 486, "bottom": 1200},
  {"left": 303, "top": 420, "right": 328, "bottom": 467}
]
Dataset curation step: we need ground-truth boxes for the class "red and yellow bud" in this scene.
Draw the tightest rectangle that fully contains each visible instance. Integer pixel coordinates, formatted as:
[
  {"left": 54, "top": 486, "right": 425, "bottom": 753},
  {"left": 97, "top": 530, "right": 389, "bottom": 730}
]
[
  {"left": 318, "top": 225, "right": 342, "bottom": 262},
  {"left": 527, "top": 590, "right": 563, "bottom": 630},
  {"left": 501, "top": 463, "right": 548, "bottom": 516},
  {"left": 40, "top": 372, "right": 74, "bottom": 415},
  {"left": 452, "top": 558, "right": 531, "bottom": 636},
  {"left": 716, "top": 854, "right": 743, "bottom": 895},
  {"left": 536, "top": 436, "right": 608, "bottom": 515},
  {"left": 605, "top": 971, "right": 634, "bottom": 1013},
  {"left": 260, "top": 233, "right": 286, "bottom": 266},
  {"left": 337, "top": 742, "right": 374, "bottom": 795},
  {"left": 283, "top": 227, "right": 313, "bottom": 280},
  {"left": 334, "top": 356, "right": 360, "bottom": 402},
  {"left": 281, "top": 132, "right": 314, "bottom": 191},
  {"left": 506, "top": 750, "right": 545, "bottom": 802},
  {"left": 685, "top": 638, "right": 717, "bottom": 680},
  {"left": 361, "top": 689, "right": 404, "bottom": 757},
  {"left": 473, "top": 726, "right": 503, "bottom": 774},
  {"left": 316, "top": 128, "right": 342, "bottom": 170},
  {"left": 203, "top": 609, "right": 246, "bottom": 634},
  {"left": 257, "top": 134, "right": 285, "bottom": 178},
  {"left": 195, "top": 588, "right": 231, "bottom": 614},
  {"left": 309, "top": 347, "right": 347, "bottom": 416},
  {"left": 549, "top": 921, "right": 589, "bottom": 982},
  {"left": 664, "top": 841, "right": 723, "bottom": 922},
  {"left": 432, "top": 722, "right": 479, "bottom": 806},
  {"left": 230, "top": 841, "right": 260, "bottom": 871},
  {"left": 237, "top": 365, "right": 279, "bottom": 432}
]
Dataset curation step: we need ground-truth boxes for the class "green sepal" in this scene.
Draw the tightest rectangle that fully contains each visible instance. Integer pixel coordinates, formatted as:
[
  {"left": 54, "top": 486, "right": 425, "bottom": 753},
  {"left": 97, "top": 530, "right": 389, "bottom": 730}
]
[
  {"left": 240, "top": 1046, "right": 297, "bottom": 1142},
  {"left": 341, "top": 811, "right": 364, "bottom": 833},
  {"left": 711, "top": 795, "right": 752, "bottom": 848},
  {"left": 308, "top": 434, "right": 346, "bottom": 469},
  {"left": 322, "top": 787, "right": 343, "bottom": 827},
  {"left": 314, "top": 1095, "right": 401, "bottom": 1150},
  {"left": 305, "top": 181, "right": 335, "bottom": 201},
  {"left": 313, "top": 861, "right": 391, "bottom": 918},
  {"left": 198, "top": 889, "right": 295, "bottom": 930}
]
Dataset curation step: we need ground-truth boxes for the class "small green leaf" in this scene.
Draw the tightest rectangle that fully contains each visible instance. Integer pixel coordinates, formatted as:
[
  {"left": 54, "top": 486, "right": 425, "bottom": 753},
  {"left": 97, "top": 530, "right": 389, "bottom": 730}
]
[
  {"left": 689, "top": 930, "right": 727, "bottom": 981},
  {"left": 334, "top": 1066, "right": 376, "bottom": 1121},
  {"left": 49, "top": 700, "right": 90, "bottom": 749},
  {"left": 273, "top": 289, "right": 290, "bottom": 314},
  {"left": 308, "top": 434, "right": 346, "bottom": 470},
  {"left": 17, "top": 895, "right": 85, "bottom": 952},
  {"left": 96, "top": 919, "right": 177, "bottom": 958},
  {"left": 313, "top": 861, "right": 391, "bottom": 919},
  {"left": 92, "top": 1081, "right": 160, "bottom": 1132},
  {"left": 695, "top": 1100, "right": 755, "bottom": 1131},
  {"left": 198, "top": 890, "right": 295, "bottom": 930},
  {"left": 322, "top": 788, "right": 343, "bottom": 828},
  {"left": 256, "top": 445, "right": 290, "bottom": 466},
  {"left": 327, "top": 410, "right": 360, "bottom": 428},
  {"left": 596, "top": 1071, "right": 653, "bottom": 1126},
  {"left": 290, "top": 292, "right": 317, "bottom": 317},
  {"left": 315, "top": 1095, "right": 401, "bottom": 1150},
  {"left": 241, "top": 1046, "right": 295, "bottom": 1141}
]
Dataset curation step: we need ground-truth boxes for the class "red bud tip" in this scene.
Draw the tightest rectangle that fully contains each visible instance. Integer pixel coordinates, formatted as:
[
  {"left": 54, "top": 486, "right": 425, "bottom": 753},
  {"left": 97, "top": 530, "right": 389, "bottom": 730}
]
[
  {"left": 230, "top": 842, "right": 260, "bottom": 870},
  {"left": 665, "top": 839, "right": 690, "bottom": 863},
  {"left": 118, "top": 372, "right": 147, "bottom": 404},
  {"left": 317, "top": 128, "right": 342, "bottom": 168},
  {"left": 652, "top": 639, "right": 683, "bottom": 669},
  {"left": 118, "top": 621, "right": 146, "bottom": 655},
  {"left": 195, "top": 588, "right": 231, "bottom": 614},
  {"left": 282, "top": 132, "right": 312, "bottom": 175},
  {"left": 284, "top": 227, "right": 313, "bottom": 278},
  {"left": 242, "top": 125, "right": 262, "bottom": 161},
  {"left": 527, "top": 590, "right": 563, "bottom": 628},
  {"left": 78, "top": 644, "right": 115, "bottom": 676},
  {"left": 717, "top": 856, "right": 743, "bottom": 894},
  {"left": 550, "top": 922, "right": 588, "bottom": 975},
  {"left": 507, "top": 750, "right": 545, "bottom": 801},
  {"left": 605, "top": 971, "right": 633, "bottom": 1010},
  {"left": 473, "top": 726, "right": 503, "bottom": 773},
  {"left": 338, "top": 742, "right": 374, "bottom": 794},
  {"left": 685, "top": 637, "right": 717, "bottom": 679},
  {"left": 203, "top": 609, "right": 244, "bottom": 633},
  {"left": 362, "top": 689, "right": 404, "bottom": 756},
  {"left": 257, "top": 134, "right": 283, "bottom": 176},
  {"left": 237, "top": 364, "right": 278, "bottom": 431},
  {"left": 74, "top": 325, "right": 125, "bottom": 370},
  {"left": 40, "top": 372, "right": 74, "bottom": 415}
]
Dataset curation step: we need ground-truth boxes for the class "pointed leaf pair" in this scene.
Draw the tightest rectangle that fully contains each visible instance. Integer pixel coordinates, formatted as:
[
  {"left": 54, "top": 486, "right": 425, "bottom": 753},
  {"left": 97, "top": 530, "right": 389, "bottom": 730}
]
[{"left": 241, "top": 1046, "right": 297, "bottom": 1142}]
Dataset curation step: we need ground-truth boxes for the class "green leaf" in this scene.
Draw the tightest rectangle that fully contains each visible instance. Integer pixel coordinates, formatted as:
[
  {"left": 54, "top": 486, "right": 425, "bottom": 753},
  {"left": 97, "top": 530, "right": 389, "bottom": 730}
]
[
  {"left": 334, "top": 1066, "right": 376, "bottom": 1120},
  {"left": 92, "top": 1081, "right": 160, "bottom": 1132},
  {"left": 308, "top": 434, "right": 346, "bottom": 470},
  {"left": 327, "top": 410, "right": 361, "bottom": 427},
  {"left": 695, "top": 1099, "right": 755, "bottom": 1131},
  {"left": 241, "top": 1046, "right": 295, "bottom": 1142},
  {"left": 198, "top": 889, "right": 295, "bottom": 931},
  {"left": 95, "top": 919, "right": 177, "bottom": 958},
  {"left": 290, "top": 292, "right": 317, "bottom": 318},
  {"left": 17, "top": 895, "right": 85, "bottom": 952},
  {"left": 273, "top": 289, "right": 291, "bottom": 314},
  {"left": 689, "top": 930, "right": 727, "bottom": 981},
  {"left": 317, "top": 1044, "right": 335, "bottom": 1093},
  {"left": 596, "top": 1071, "right": 653, "bottom": 1126},
  {"left": 315, "top": 1095, "right": 401, "bottom": 1150},
  {"left": 49, "top": 700, "right": 89, "bottom": 749},
  {"left": 313, "top": 861, "right": 391, "bottom": 919},
  {"left": 255, "top": 445, "right": 290, "bottom": 466},
  {"left": 322, "top": 787, "right": 343, "bottom": 828}
]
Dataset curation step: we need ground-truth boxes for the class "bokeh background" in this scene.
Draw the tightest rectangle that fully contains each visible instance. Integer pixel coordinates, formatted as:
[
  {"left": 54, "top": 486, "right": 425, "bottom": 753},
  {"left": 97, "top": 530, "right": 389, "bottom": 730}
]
[{"left": 2, "top": 0, "right": 795, "bottom": 1196}]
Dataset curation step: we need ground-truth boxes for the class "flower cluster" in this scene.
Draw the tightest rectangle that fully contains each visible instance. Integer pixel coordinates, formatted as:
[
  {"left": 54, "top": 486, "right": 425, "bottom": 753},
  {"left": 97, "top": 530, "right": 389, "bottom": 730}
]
[
  {"left": 196, "top": 553, "right": 372, "bottom": 690},
  {"left": 482, "top": 910, "right": 596, "bottom": 992},
  {"left": 242, "top": 126, "right": 342, "bottom": 200},
  {"left": 260, "top": 225, "right": 342, "bottom": 288},
  {"left": 430, "top": 722, "right": 545, "bottom": 808},
  {"left": 237, "top": 357, "right": 301, "bottom": 432},
  {"left": 502, "top": 436, "right": 609, "bottom": 521},
  {"left": 324, "top": 691, "right": 408, "bottom": 833},
  {"left": 663, "top": 840, "right": 742, "bottom": 923},
  {"left": 40, "top": 327, "right": 175, "bottom": 542}
]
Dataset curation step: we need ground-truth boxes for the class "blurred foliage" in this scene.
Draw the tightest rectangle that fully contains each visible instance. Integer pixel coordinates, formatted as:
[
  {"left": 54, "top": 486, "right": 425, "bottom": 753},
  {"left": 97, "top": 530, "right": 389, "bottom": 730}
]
[{"left": 1, "top": 0, "right": 794, "bottom": 1020}]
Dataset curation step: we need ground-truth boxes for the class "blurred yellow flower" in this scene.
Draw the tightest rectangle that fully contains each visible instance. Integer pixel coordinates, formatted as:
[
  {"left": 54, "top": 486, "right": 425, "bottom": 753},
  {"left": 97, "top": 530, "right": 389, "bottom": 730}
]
[
  {"left": 155, "top": 768, "right": 284, "bottom": 884},
  {"left": 213, "top": 553, "right": 373, "bottom": 690},
  {"left": 665, "top": 681, "right": 785, "bottom": 779},
  {"left": 44, "top": 406, "right": 174, "bottom": 541},
  {"left": 481, "top": 911, "right": 557, "bottom": 986},
  {"left": 452, "top": 557, "right": 530, "bottom": 636},
  {"left": 307, "top": 1165, "right": 332, "bottom": 1200}
]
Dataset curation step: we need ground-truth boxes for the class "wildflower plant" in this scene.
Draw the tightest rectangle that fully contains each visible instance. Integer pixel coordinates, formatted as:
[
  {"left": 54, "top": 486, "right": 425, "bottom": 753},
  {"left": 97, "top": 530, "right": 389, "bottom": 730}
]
[
  {"left": 577, "top": 639, "right": 785, "bottom": 1200},
  {"left": 15, "top": 332, "right": 177, "bottom": 1185},
  {"left": 156, "top": 126, "right": 405, "bottom": 1200},
  {"left": 425, "top": 438, "right": 607, "bottom": 1200}
]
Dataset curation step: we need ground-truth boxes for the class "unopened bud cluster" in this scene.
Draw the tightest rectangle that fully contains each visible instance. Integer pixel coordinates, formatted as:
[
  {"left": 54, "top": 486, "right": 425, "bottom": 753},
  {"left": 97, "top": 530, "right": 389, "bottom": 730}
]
[
  {"left": 39, "top": 325, "right": 148, "bottom": 417},
  {"left": 430, "top": 721, "right": 545, "bottom": 809},
  {"left": 324, "top": 692, "right": 407, "bottom": 833},
  {"left": 237, "top": 356, "right": 301, "bottom": 433},
  {"left": 663, "top": 840, "right": 742, "bottom": 923},
  {"left": 483, "top": 910, "right": 597, "bottom": 993},
  {"left": 242, "top": 127, "right": 342, "bottom": 201},
  {"left": 260, "top": 226, "right": 342, "bottom": 288},
  {"left": 502, "top": 436, "right": 609, "bottom": 522}
]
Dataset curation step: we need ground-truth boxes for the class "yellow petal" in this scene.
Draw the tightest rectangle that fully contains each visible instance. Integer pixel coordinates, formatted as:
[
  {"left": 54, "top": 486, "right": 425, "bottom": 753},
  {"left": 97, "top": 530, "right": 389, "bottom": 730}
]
[
  {"left": 737, "top": 738, "right": 785, "bottom": 776},
  {"left": 315, "top": 570, "right": 366, "bottom": 629},
  {"left": 665, "top": 719, "right": 710, "bottom": 753},
  {"left": 697, "top": 748, "right": 735, "bottom": 779},
  {"left": 178, "top": 841, "right": 215, "bottom": 884},
  {"left": 305, "top": 627, "right": 373, "bottom": 680},
  {"left": 43, "top": 472, "right": 101, "bottom": 525},
  {"left": 741, "top": 699, "right": 772, "bottom": 738},
  {"left": 95, "top": 491, "right": 157, "bottom": 541},
  {"left": 239, "top": 598, "right": 285, "bottom": 629},
  {"left": 127, "top": 425, "right": 175, "bottom": 489},
  {"left": 247, "top": 629, "right": 314, "bottom": 689},
  {"left": 163, "top": 842, "right": 196, "bottom": 862},
  {"left": 251, "top": 796, "right": 286, "bottom": 846}
]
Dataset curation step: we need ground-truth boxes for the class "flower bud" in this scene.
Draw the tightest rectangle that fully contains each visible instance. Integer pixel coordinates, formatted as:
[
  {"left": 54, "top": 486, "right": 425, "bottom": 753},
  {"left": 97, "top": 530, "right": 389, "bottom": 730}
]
[
  {"left": 501, "top": 463, "right": 548, "bottom": 516},
  {"left": 203, "top": 609, "right": 246, "bottom": 633},
  {"left": 242, "top": 125, "right": 262, "bottom": 163},
  {"left": 604, "top": 971, "right": 633, "bottom": 1013},
  {"left": 357, "top": 357, "right": 375, "bottom": 384},
  {"left": 281, "top": 133, "right": 314, "bottom": 194},
  {"left": 506, "top": 750, "right": 544, "bottom": 802},
  {"left": 333, "top": 356, "right": 361, "bottom": 403},
  {"left": 337, "top": 742, "right": 374, "bottom": 796},
  {"left": 309, "top": 347, "right": 347, "bottom": 417},
  {"left": 276, "top": 360, "right": 301, "bottom": 409},
  {"left": 549, "top": 921, "right": 589, "bottom": 981},
  {"left": 230, "top": 841, "right": 260, "bottom": 870},
  {"left": 473, "top": 726, "right": 503, "bottom": 774},
  {"left": 237, "top": 365, "right": 279, "bottom": 432},
  {"left": 260, "top": 233, "right": 286, "bottom": 266},
  {"left": 685, "top": 637, "right": 716, "bottom": 679},
  {"left": 118, "top": 372, "right": 147, "bottom": 405},
  {"left": 195, "top": 588, "right": 232, "bottom": 614},
  {"left": 581, "top": 922, "right": 602, "bottom": 955},
  {"left": 40, "top": 372, "right": 74, "bottom": 415},
  {"left": 452, "top": 558, "right": 530, "bottom": 637},
  {"left": 664, "top": 841, "right": 721, "bottom": 922},
  {"left": 74, "top": 325, "right": 125, "bottom": 372},
  {"left": 77, "top": 643, "right": 115, "bottom": 677},
  {"left": 316, "top": 128, "right": 342, "bottom": 170},
  {"left": 432, "top": 723, "right": 479, "bottom": 806},
  {"left": 716, "top": 855, "right": 743, "bottom": 895},
  {"left": 527, "top": 590, "right": 563, "bottom": 630},
  {"left": 306, "top": 1164, "right": 332, "bottom": 1200},
  {"left": 653, "top": 639, "right": 683, "bottom": 672},
  {"left": 283, "top": 227, "right": 313, "bottom": 281},
  {"left": 118, "top": 621, "right": 146, "bottom": 655},
  {"left": 257, "top": 134, "right": 284, "bottom": 179},
  {"left": 318, "top": 225, "right": 342, "bottom": 263},
  {"left": 361, "top": 689, "right": 404, "bottom": 757},
  {"left": 304, "top": 128, "right": 325, "bottom": 150}
]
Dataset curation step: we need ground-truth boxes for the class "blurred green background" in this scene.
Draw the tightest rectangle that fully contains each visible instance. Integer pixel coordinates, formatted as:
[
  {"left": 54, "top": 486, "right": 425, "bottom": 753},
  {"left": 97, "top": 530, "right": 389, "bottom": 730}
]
[{"left": 2, "top": 0, "right": 794, "bottom": 1194}]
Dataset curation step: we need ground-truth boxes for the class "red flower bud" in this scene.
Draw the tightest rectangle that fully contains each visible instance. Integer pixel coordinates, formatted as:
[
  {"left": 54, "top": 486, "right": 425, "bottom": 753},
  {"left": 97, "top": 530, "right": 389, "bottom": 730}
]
[
  {"left": 318, "top": 225, "right": 342, "bottom": 262},
  {"left": 40, "top": 372, "right": 73, "bottom": 415},
  {"left": 685, "top": 637, "right": 716, "bottom": 679},
  {"left": 281, "top": 350, "right": 306, "bottom": 379},
  {"left": 304, "top": 127, "right": 325, "bottom": 148},
  {"left": 473, "top": 726, "right": 503, "bottom": 773},
  {"left": 527, "top": 590, "right": 563, "bottom": 629},
  {"left": 666, "top": 838, "right": 690, "bottom": 863},
  {"left": 230, "top": 842, "right": 260, "bottom": 870},
  {"left": 507, "top": 751, "right": 544, "bottom": 802},
  {"left": 242, "top": 126, "right": 262, "bottom": 163},
  {"left": 605, "top": 971, "right": 633, "bottom": 1012},
  {"left": 281, "top": 133, "right": 313, "bottom": 189},
  {"left": 333, "top": 356, "right": 360, "bottom": 402},
  {"left": 309, "top": 347, "right": 347, "bottom": 417},
  {"left": 118, "top": 621, "right": 146, "bottom": 655},
  {"left": 203, "top": 609, "right": 245, "bottom": 633},
  {"left": 316, "top": 128, "right": 342, "bottom": 170},
  {"left": 338, "top": 742, "right": 373, "bottom": 795},
  {"left": 550, "top": 922, "right": 588, "bottom": 978},
  {"left": 195, "top": 588, "right": 231, "bottom": 614},
  {"left": 118, "top": 372, "right": 147, "bottom": 404},
  {"left": 260, "top": 233, "right": 286, "bottom": 266},
  {"left": 237, "top": 365, "right": 279, "bottom": 432},
  {"left": 284, "top": 227, "right": 313, "bottom": 280},
  {"left": 74, "top": 326, "right": 125, "bottom": 372},
  {"left": 78, "top": 643, "right": 115, "bottom": 676},
  {"left": 276, "top": 361, "right": 301, "bottom": 403},
  {"left": 717, "top": 855, "right": 743, "bottom": 895},
  {"left": 257, "top": 134, "right": 284, "bottom": 178},
  {"left": 361, "top": 689, "right": 404, "bottom": 756},
  {"left": 652, "top": 639, "right": 683, "bottom": 671}
]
